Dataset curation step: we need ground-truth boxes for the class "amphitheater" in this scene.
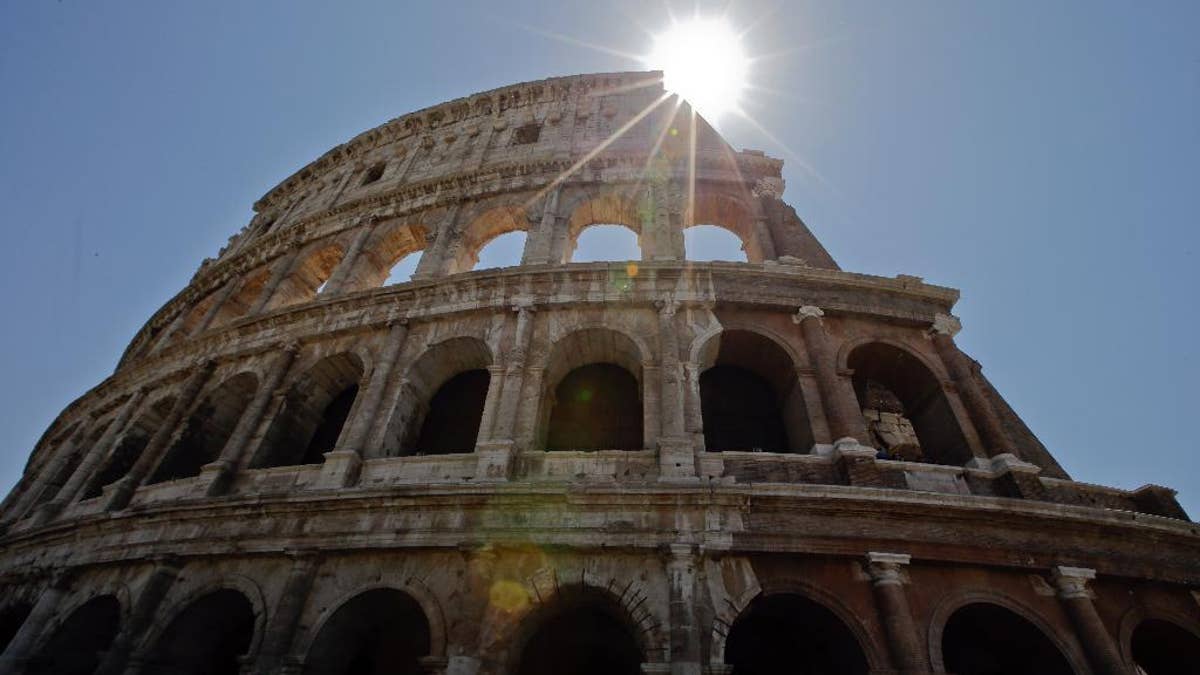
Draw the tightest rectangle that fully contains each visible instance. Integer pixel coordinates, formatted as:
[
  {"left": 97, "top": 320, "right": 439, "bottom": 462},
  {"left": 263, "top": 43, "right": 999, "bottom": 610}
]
[{"left": 0, "top": 71, "right": 1197, "bottom": 675}]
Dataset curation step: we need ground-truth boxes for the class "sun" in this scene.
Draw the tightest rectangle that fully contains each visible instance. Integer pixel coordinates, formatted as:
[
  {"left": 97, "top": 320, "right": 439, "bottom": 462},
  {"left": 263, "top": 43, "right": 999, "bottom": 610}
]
[{"left": 646, "top": 16, "right": 749, "bottom": 121}]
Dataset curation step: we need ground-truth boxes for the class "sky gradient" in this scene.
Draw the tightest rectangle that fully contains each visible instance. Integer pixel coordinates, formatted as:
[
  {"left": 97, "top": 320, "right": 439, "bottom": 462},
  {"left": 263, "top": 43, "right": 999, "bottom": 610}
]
[{"left": 1, "top": 2, "right": 1197, "bottom": 514}]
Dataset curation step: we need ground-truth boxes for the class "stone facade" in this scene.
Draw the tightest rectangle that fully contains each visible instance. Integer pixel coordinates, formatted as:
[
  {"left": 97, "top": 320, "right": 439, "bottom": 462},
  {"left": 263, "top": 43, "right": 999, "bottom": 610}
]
[{"left": 0, "top": 71, "right": 1197, "bottom": 675}]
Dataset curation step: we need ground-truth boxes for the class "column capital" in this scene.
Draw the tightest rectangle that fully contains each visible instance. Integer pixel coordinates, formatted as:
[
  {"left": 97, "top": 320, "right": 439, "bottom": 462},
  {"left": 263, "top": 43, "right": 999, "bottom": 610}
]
[
  {"left": 280, "top": 340, "right": 302, "bottom": 354},
  {"left": 655, "top": 295, "right": 680, "bottom": 317},
  {"left": 865, "top": 552, "right": 911, "bottom": 585},
  {"left": 511, "top": 298, "right": 537, "bottom": 314},
  {"left": 1051, "top": 566, "right": 1096, "bottom": 599},
  {"left": 792, "top": 305, "right": 824, "bottom": 323},
  {"left": 930, "top": 313, "right": 962, "bottom": 337}
]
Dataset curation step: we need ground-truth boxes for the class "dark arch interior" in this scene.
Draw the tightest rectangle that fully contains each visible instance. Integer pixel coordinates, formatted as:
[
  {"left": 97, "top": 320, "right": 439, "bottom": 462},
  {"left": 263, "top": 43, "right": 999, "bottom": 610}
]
[
  {"left": 1132, "top": 619, "right": 1200, "bottom": 675},
  {"left": 150, "top": 374, "right": 259, "bottom": 484},
  {"left": 304, "top": 588, "right": 431, "bottom": 675},
  {"left": 0, "top": 601, "right": 33, "bottom": 652},
  {"left": 85, "top": 397, "right": 176, "bottom": 499},
  {"left": 29, "top": 595, "right": 121, "bottom": 675},
  {"left": 725, "top": 593, "right": 869, "bottom": 675},
  {"left": 513, "top": 588, "right": 643, "bottom": 675},
  {"left": 407, "top": 369, "right": 489, "bottom": 455},
  {"left": 547, "top": 363, "right": 643, "bottom": 451},
  {"left": 143, "top": 589, "right": 255, "bottom": 675},
  {"left": 848, "top": 342, "right": 969, "bottom": 465},
  {"left": 942, "top": 602, "right": 1074, "bottom": 675},
  {"left": 253, "top": 355, "right": 363, "bottom": 468}
]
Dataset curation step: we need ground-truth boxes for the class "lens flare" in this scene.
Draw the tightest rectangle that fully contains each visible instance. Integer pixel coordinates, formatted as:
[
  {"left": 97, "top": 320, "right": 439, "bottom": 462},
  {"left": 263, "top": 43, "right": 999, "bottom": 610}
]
[{"left": 646, "top": 17, "right": 749, "bottom": 121}]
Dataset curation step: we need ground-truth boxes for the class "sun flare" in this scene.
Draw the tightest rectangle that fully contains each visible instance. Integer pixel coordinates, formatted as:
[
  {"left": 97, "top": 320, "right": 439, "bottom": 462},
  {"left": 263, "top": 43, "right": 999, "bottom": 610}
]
[{"left": 646, "top": 17, "right": 749, "bottom": 121}]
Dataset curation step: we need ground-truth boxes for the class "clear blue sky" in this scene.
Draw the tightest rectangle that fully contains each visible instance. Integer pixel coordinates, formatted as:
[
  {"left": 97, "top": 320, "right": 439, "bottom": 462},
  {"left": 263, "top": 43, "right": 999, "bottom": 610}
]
[{"left": 1, "top": 2, "right": 1197, "bottom": 515}]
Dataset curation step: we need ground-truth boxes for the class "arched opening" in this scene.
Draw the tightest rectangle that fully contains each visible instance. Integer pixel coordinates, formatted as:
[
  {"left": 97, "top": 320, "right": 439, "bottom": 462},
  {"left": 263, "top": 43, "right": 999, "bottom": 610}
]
[
  {"left": 541, "top": 328, "right": 645, "bottom": 451},
  {"left": 941, "top": 602, "right": 1074, "bottom": 675},
  {"left": 1132, "top": 619, "right": 1200, "bottom": 675},
  {"left": 304, "top": 588, "right": 431, "bottom": 675},
  {"left": 142, "top": 589, "right": 255, "bottom": 675},
  {"left": 28, "top": 595, "right": 120, "bottom": 675},
  {"left": 698, "top": 330, "right": 810, "bottom": 452},
  {"left": 384, "top": 254, "right": 419, "bottom": 286},
  {"left": 725, "top": 593, "right": 869, "bottom": 675},
  {"left": 28, "top": 423, "right": 89, "bottom": 508},
  {"left": 84, "top": 396, "right": 177, "bottom": 499},
  {"left": 473, "top": 231, "right": 527, "bottom": 270},
  {"left": 847, "top": 342, "right": 970, "bottom": 465},
  {"left": 265, "top": 243, "right": 345, "bottom": 310},
  {"left": 412, "top": 370, "right": 490, "bottom": 454},
  {"left": 253, "top": 354, "right": 364, "bottom": 468},
  {"left": 685, "top": 224, "right": 748, "bottom": 262},
  {"left": 342, "top": 222, "right": 427, "bottom": 291},
  {"left": 512, "top": 586, "right": 643, "bottom": 675},
  {"left": 569, "top": 224, "right": 642, "bottom": 263},
  {"left": 0, "top": 602, "right": 33, "bottom": 652},
  {"left": 150, "top": 373, "right": 258, "bottom": 484},
  {"left": 209, "top": 267, "right": 271, "bottom": 328},
  {"left": 381, "top": 337, "right": 492, "bottom": 458}
]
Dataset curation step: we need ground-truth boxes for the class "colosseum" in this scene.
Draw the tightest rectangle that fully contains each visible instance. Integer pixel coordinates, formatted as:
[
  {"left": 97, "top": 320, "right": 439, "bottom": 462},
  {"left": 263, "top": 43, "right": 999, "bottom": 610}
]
[{"left": 0, "top": 71, "right": 1197, "bottom": 675}]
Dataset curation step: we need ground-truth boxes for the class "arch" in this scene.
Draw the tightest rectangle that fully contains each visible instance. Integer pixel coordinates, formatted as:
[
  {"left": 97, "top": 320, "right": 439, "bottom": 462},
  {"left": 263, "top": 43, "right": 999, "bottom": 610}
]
[
  {"left": 0, "top": 601, "right": 33, "bottom": 652},
  {"left": 472, "top": 230, "right": 527, "bottom": 271},
  {"left": 140, "top": 588, "right": 258, "bottom": 675},
  {"left": 1128, "top": 616, "right": 1200, "bottom": 675},
  {"left": 509, "top": 584, "right": 647, "bottom": 675},
  {"left": 381, "top": 336, "right": 493, "bottom": 457},
  {"left": 84, "top": 395, "right": 177, "bottom": 499},
  {"left": 1119, "top": 605, "right": 1200, "bottom": 672},
  {"left": 209, "top": 267, "right": 271, "bottom": 328},
  {"left": 150, "top": 372, "right": 259, "bottom": 484},
  {"left": 723, "top": 592, "right": 871, "bottom": 675},
  {"left": 450, "top": 205, "right": 528, "bottom": 274},
  {"left": 695, "top": 329, "right": 812, "bottom": 452},
  {"left": 344, "top": 221, "right": 428, "bottom": 291},
  {"left": 687, "top": 191, "right": 764, "bottom": 262},
  {"left": 253, "top": 353, "right": 365, "bottom": 468},
  {"left": 845, "top": 341, "right": 970, "bottom": 465},
  {"left": 266, "top": 242, "right": 345, "bottom": 310},
  {"left": 541, "top": 327, "right": 647, "bottom": 451},
  {"left": 684, "top": 224, "right": 749, "bottom": 262},
  {"left": 303, "top": 588, "right": 433, "bottom": 675},
  {"left": 27, "top": 594, "right": 121, "bottom": 675},
  {"left": 563, "top": 191, "right": 647, "bottom": 263},
  {"left": 928, "top": 591, "right": 1086, "bottom": 675}
]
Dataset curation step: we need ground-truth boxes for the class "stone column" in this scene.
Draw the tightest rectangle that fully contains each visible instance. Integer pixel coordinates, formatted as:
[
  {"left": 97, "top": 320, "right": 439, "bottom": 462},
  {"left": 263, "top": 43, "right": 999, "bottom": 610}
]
[
  {"left": 657, "top": 298, "right": 696, "bottom": 481},
  {"left": 95, "top": 557, "right": 184, "bottom": 675},
  {"left": 751, "top": 216, "right": 777, "bottom": 262},
  {"left": 475, "top": 366, "right": 506, "bottom": 444},
  {"left": 929, "top": 314, "right": 1013, "bottom": 457},
  {"left": 33, "top": 389, "right": 147, "bottom": 524},
  {"left": 249, "top": 248, "right": 301, "bottom": 315},
  {"left": 477, "top": 304, "right": 534, "bottom": 480},
  {"left": 198, "top": 343, "right": 300, "bottom": 496},
  {"left": 864, "top": 553, "right": 928, "bottom": 675},
  {"left": 452, "top": 545, "right": 496, "bottom": 675},
  {"left": 1050, "top": 566, "right": 1127, "bottom": 675},
  {"left": 3, "top": 422, "right": 91, "bottom": 525},
  {"left": 0, "top": 571, "right": 73, "bottom": 672},
  {"left": 413, "top": 204, "right": 461, "bottom": 279},
  {"left": 337, "top": 321, "right": 410, "bottom": 455},
  {"left": 521, "top": 188, "right": 560, "bottom": 266},
  {"left": 320, "top": 224, "right": 373, "bottom": 295},
  {"left": 106, "top": 362, "right": 215, "bottom": 512},
  {"left": 191, "top": 279, "right": 238, "bottom": 336},
  {"left": 251, "top": 553, "right": 322, "bottom": 675},
  {"left": 665, "top": 544, "right": 702, "bottom": 675},
  {"left": 793, "top": 306, "right": 868, "bottom": 444}
]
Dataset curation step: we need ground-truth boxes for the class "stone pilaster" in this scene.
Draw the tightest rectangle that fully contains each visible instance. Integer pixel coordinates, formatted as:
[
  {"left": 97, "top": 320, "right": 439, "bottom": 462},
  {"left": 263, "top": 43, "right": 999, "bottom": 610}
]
[
  {"left": 864, "top": 553, "right": 929, "bottom": 675},
  {"left": 1050, "top": 566, "right": 1127, "bottom": 675},
  {"left": 929, "top": 314, "right": 1014, "bottom": 458},
  {"left": 657, "top": 298, "right": 696, "bottom": 481},
  {"left": 95, "top": 557, "right": 183, "bottom": 675},
  {"left": 199, "top": 342, "right": 300, "bottom": 496},
  {"left": 665, "top": 544, "right": 702, "bottom": 675},
  {"left": 320, "top": 224, "right": 373, "bottom": 295},
  {"left": 521, "top": 188, "right": 560, "bottom": 266},
  {"left": 34, "top": 389, "right": 147, "bottom": 524},
  {"left": 337, "top": 321, "right": 409, "bottom": 455},
  {"left": 3, "top": 422, "right": 90, "bottom": 525},
  {"left": 477, "top": 303, "right": 535, "bottom": 480},
  {"left": 412, "top": 204, "right": 461, "bottom": 279},
  {"left": 793, "top": 306, "right": 869, "bottom": 445},
  {"left": 191, "top": 279, "right": 238, "bottom": 336},
  {"left": 0, "top": 570, "right": 74, "bottom": 673},
  {"left": 251, "top": 552, "right": 322, "bottom": 675},
  {"left": 106, "top": 361, "right": 215, "bottom": 512},
  {"left": 249, "top": 248, "right": 301, "bottom": 315}
]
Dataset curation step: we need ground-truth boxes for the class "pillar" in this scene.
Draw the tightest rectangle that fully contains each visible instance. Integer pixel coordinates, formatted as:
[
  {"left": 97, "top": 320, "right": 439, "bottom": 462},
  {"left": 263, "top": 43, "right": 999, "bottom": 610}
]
[
  {"left": 0, "top": 571, "right": 73, "bottom": 673},
  {"left": 320, "top": 224, "right": 373, "bottom": 295},
  {"left": 252, "top": 552, "right": 322, "bottom": 675},
  {"left": 249, "top": 248, "right": 301, "bottom": 315},
  {"left": 665, "top": 544, "right": 702, "bottom": 675},
  {"left": 337, "top": 321, "right": 409, "bottom": 455},
  {"left": 412, "top": 204, "right": 461, "bottom": 279},
  {"left": 477, "top": 303, "right": 534, "bottom": 480},
  {"left": 106, "top": 361, "right": 215, "bottom": 512},
  {"left": 33, "top": 389, "right": 147, "bottom": 524},
  {"left": 793, "top": 306, "right": 868, "bottom": 444},
  {"left": 95, "top": 557, "right": 183, "bottom": 675},
  {"left": 191, "top": 279, "right": 238, "bottom": 336},
  {"left": 198, "top": 343, "right": 300, "bottom": 496},
  {"left": 929, "top": 314, "right": 1014, "bottom": 457},
  {"left": 658, "top": 298, "right": 696, "bottom": 481},
  {"left": 864, "top": 553, "right": 929, "bottom": 675},
  {"left": 521, "top": 187, "right": 560, "bottom": 266},
  {"left": 1051, "top": 566, "right": 1127, "bottom": 675},
  {"left": 3, "top": 422, "right": 91, "bottom": 525},
  {"left": 452, "top": 545, "right": 496, "bottom": 675}
]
